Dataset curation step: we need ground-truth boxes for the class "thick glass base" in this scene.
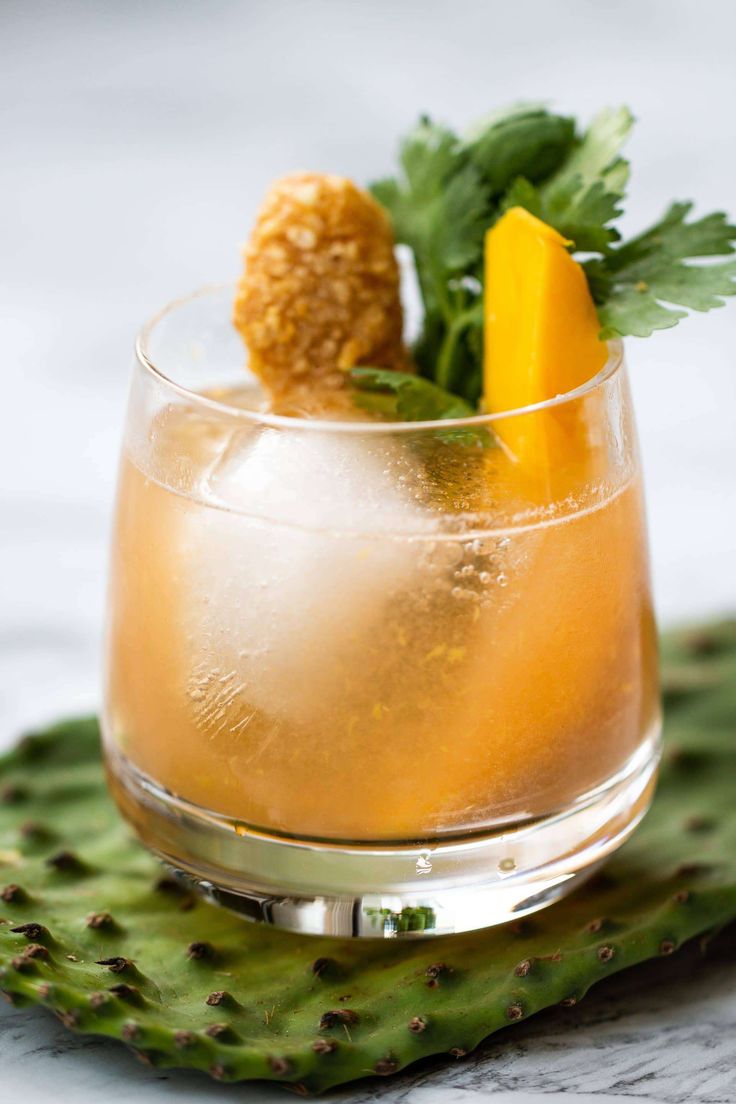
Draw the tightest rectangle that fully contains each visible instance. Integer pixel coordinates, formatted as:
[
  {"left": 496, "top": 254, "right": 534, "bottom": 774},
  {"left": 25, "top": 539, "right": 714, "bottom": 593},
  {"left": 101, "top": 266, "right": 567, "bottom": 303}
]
[{"left": 105, "top": 727, "right": 660, "bottom": 938}]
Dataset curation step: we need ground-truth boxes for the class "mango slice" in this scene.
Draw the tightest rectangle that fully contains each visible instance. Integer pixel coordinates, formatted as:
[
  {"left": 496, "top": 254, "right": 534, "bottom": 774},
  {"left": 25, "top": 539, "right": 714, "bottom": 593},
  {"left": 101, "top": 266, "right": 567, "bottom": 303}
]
[{"left": 483, "top": 207, "right": 609, "bottom": 497}]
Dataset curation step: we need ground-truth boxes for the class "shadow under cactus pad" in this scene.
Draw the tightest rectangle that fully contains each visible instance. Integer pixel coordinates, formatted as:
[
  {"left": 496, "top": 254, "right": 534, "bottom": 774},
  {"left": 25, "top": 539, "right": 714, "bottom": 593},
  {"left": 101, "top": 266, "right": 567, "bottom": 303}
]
[{"left": 1, "top": 621, "right": 736, "bottom": 1093}]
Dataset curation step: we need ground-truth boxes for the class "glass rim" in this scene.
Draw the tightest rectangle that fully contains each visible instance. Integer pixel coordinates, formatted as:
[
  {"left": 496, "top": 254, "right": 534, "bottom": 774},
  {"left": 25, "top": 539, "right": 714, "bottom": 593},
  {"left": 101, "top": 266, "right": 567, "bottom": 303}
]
[{"left": 135, "top": 282, "right": 625, "bottom": 435}]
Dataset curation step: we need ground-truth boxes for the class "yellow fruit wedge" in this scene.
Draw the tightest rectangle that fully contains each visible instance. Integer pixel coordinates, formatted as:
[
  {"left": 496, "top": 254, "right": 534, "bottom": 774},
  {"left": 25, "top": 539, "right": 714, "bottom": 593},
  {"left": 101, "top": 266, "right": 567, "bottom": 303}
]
[{"left": 483, "top": 206, "right": 609, "bottom": 498}]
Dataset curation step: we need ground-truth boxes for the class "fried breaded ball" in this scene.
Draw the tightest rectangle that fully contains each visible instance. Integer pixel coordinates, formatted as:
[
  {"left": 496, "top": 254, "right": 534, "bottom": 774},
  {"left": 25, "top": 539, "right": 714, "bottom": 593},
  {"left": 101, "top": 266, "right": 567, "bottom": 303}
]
[{"left": 233, "top": 172, "right": 407, "bottom": 414}]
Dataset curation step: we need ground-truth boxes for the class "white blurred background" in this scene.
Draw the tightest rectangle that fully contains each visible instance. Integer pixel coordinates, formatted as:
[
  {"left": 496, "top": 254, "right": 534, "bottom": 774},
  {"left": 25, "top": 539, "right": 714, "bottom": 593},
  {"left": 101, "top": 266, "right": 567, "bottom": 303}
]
[{"left": 1, "top": 0, "right": 735, "bottom": 743}]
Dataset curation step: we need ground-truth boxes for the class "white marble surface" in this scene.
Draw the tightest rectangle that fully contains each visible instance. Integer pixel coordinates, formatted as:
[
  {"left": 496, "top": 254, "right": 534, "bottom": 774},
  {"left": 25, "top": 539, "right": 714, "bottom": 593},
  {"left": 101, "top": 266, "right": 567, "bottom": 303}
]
[{"left": 1, "top": 1, "right": 736, "bottom": 1100}]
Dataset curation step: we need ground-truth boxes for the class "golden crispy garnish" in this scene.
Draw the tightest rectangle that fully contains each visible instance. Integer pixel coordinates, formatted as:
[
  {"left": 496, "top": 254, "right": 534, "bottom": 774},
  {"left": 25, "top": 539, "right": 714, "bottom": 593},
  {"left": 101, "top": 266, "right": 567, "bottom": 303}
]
[{"left": 233, "top": 173, "right": 407, "bottom": 414}]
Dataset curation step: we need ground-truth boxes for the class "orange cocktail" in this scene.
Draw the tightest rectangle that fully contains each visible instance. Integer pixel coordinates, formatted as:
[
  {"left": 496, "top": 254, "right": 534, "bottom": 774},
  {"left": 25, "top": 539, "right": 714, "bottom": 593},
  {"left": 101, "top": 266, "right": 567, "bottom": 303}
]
[
  {"left": 106, "top": 373, "right": 657, "bottom": 843},
  {"left": 102, "top": 278, "right": 659, "bottom": 940}
]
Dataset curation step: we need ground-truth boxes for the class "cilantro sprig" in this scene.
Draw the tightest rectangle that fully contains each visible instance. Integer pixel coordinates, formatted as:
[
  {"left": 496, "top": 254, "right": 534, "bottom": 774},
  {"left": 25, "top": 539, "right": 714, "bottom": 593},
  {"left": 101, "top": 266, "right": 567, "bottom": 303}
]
[{"left": 365, "top": 104, "right": 736, "bottom": 417}]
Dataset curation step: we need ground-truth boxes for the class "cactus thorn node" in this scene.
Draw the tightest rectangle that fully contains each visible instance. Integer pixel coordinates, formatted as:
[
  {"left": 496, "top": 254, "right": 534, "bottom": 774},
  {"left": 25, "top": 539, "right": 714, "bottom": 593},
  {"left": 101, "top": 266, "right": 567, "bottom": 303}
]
[
  {"left": 311, "top": 956, "right": 334, "bottom": 978},
  {"left": 56, "top": 1009, "right": 80, "bottom": 1029},
  {"left": 1, "top": 784, "right": 28, "bottom": 804},
  {"left": 204, "top": 1022, "right": 234, "bottom": 1040},
  {"left": 95, "top": 957, "right": 132, "bottom": 973},
  {"left": 1, "top": 884, "right": 26, "bottom": 904},
  {"left": 312, "top": 1038, "right": 337, "bottom": 1054},
  {"left": 684, "top": 815, "right": 714, "bottom": 833},
  {"left": 10, "top": 922, "right": 48, "bottom": 941},
  {"left": 425, "top": 961, "right": 450, "bottom": 987},
  {"left": 21, "top": 943, "right": 49, "bottom": 961},
  {"left": 86, "top": 911, "right": 116, "bottom": 930},
  {"left": 319, "top": 1008, "right": 358, "bottom": 1030},
  {"left": 187, "top": 941, "right": 213, "bottom": 960},
  {"left": 108, "top": 982, "right": 141, "bottom": 1003}
]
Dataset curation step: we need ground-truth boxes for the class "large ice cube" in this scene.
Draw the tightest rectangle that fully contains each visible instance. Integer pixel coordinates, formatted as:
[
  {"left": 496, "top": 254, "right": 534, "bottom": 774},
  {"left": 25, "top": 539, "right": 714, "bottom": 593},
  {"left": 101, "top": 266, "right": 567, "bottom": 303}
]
[
  {"left": 181, "top": 427, "right": 437, "bottom": 727},
  {"left": 204, "top": 425, "right": 433, "bottom": 532}
]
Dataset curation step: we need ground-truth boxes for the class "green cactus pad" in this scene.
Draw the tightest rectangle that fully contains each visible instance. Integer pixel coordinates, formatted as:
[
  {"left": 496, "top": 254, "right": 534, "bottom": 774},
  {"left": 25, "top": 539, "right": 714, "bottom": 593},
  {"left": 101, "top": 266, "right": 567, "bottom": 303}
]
[{"left": 2, "top": 622, "right": 736, "bottom": 1094}]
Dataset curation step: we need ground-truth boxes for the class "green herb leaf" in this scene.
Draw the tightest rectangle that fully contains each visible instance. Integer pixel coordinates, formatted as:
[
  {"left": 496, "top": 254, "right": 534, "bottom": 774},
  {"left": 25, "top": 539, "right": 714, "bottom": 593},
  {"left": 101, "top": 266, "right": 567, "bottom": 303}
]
[
  {"left": 544, "top": 177, "right": 625, "bottom": 251},
  {"left": 371, "top": 117, "right": 487, "bottom": 316},
  {"left": 587, "top": 202, "right": 736, "bottom": 338},
  {"left": 463, "top": 105, "right": 575, "bottom": 196},
  {"left": 370, "top": 116, "right": 489, "bottom": 410},
  {"left": 501, "top": 176, "right": 544, "bottom": 217},
  {"left": 544, "top": 106, "right": 633, "bottom": 200},
  {"left": 351, "top": 368, "right": 475, "bottom": 420},
  {"left": 503, "top": 107, "right": 633, "bottom": 252},
  {"left": 350, "top": 368, "right": 492, "bottom": 447}
]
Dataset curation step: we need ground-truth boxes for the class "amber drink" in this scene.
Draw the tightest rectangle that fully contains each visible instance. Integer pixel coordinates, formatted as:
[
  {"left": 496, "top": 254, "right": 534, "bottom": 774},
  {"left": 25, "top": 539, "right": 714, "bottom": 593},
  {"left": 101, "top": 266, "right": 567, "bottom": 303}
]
[{"left": 103, "top": 286, "right": 659, "bottom": 937}]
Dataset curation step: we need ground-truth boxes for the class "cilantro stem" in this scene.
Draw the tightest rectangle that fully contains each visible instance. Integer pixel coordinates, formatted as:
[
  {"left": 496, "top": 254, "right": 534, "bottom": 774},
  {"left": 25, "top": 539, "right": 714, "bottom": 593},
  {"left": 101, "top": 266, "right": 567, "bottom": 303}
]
[
  {"left": 435, "top": 305, "right": 481, "bottom": 391},
  {"left": 432, "top": 271, "right": 453, "bottom": 326}
]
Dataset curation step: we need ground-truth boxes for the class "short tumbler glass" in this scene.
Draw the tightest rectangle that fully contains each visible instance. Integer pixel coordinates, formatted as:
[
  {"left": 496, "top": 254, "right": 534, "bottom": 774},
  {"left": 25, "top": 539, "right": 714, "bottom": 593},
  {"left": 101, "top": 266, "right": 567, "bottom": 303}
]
[{"left": 103, "top": 286, "right": 661, "bottom": 938}]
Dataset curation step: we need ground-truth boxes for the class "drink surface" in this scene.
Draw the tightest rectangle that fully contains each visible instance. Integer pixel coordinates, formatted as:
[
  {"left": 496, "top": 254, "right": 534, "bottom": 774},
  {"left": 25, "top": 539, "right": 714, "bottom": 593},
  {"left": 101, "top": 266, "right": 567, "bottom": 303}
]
[{"left": 105, "top": 383, "right": 659, "bottom": 842}]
